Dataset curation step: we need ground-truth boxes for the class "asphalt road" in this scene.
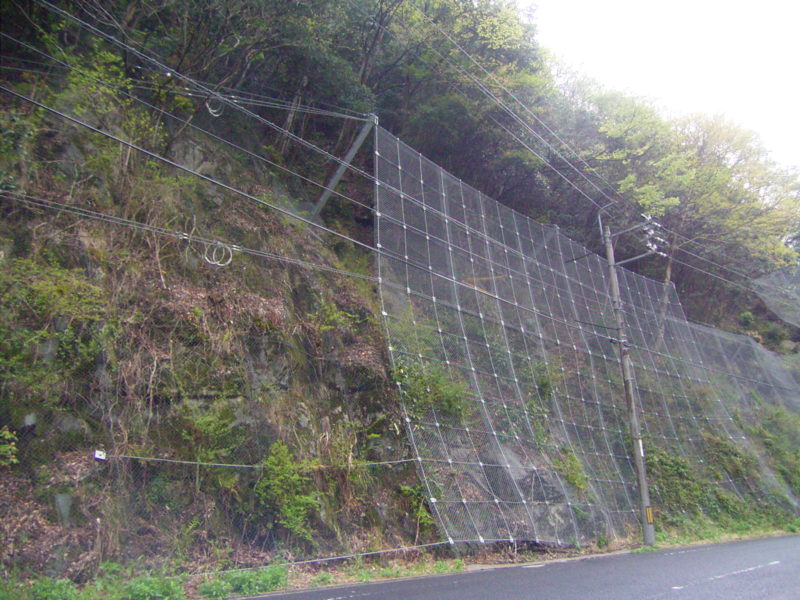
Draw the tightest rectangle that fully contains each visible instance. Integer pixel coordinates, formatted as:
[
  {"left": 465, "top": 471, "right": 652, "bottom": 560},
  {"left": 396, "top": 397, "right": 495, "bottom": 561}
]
[{"left": 254, "top": 535, "right": 799, "bottom": 600}]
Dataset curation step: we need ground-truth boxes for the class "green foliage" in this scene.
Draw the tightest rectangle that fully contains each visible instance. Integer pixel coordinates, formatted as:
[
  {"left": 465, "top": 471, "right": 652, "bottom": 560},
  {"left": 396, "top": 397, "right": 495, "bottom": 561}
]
[
  {"left": 553, "top": 448, "right": 588, "bottom": 494},
  {"left": 309, "top": 300, "right": 359, "bottom": 333},
  {"left": 197, "top": 578, "right": 232, "bottom": 599},
  {"left": 526, "top": 362, "right": 557, "bottom": 445},
  {"left": 393, "top": 360, "right": 471, "bottom": 422},
  {"left": 29, "top": 579, "right": 79, "bottom": 600},
  {"left": 596, "top": 531, "right": 609, "bottom": 549},
  {"left": 645, "top": 444, "right": 750, "bottom": 526},
  {"left": 701, "top": 432, "right": 760, "bottom": 482},
  {"left": 0, "top": 108, "right": 37, "bottom": 191},
  {"left": 255, "top": 441, "right": 319, "bottom": 542},
  {"left": 119, "top": 576, "right": 184, "bottom": 600},
  {"left": 0, "top": 426, "right": 19, "bottom": 467},
  {"left": 219, "top": 567, "right": 288, "bottom": 595},
  {"left": 398, "top": 483, "right": 436, "bottom": 540},
  {"left": 177, "top": 398, "right": 245, "bottom": 466},
  {"left": 738, "top": 311, "right": 756, "bottom": 328},
  {"left": 0, "top": 258, "right": 108, "bottom": 411},
  {"left": 747, "top": 406, "right": 800, "bottom": 494},
  {"left": 309, "top": 572, "right": 334, "bottom": 587}
]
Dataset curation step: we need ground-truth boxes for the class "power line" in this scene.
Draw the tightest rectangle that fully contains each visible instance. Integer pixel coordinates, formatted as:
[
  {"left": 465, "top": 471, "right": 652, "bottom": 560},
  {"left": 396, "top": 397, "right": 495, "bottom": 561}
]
[
  {"left": 5, "top": 67, "right": 792, "bottom": 311},
  {"left": 6, "top": 81, "right": 789, "bottom": 347},
  {"left": 31, "top": 0, "right": 377, "bottom": 181},
  {"left": 0, "top": 32, "right": 377, "bottom": 214},
  {"left": 384, "top": 1, "right": 797, "bottom": 295},
  {"left": 406, "top": 1, "right": 619, "bottom": 208},
  {"left": 1, "top": 84, "right": 382, "bottom": 253},
  {"left": 2, "top": 32, "right": 632, "bottom": 308},
  {"left": 28, "top": 0, "right": 795, "bottom": 302}
]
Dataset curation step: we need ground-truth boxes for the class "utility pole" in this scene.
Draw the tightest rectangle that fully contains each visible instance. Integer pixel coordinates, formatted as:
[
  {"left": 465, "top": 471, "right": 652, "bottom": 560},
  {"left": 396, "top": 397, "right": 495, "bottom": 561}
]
[{"left": 603, "top": 224, "right": 656, "bottom": 546}]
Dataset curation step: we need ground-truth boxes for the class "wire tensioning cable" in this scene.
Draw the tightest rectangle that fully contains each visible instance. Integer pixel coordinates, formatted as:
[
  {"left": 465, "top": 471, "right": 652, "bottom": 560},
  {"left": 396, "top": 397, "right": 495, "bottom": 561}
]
[
  {"left": 0, "top": 192, "right": 376, "bottom": 282},
  {"left": 30, "top": 0, "right": 377, "bottom": 181}
]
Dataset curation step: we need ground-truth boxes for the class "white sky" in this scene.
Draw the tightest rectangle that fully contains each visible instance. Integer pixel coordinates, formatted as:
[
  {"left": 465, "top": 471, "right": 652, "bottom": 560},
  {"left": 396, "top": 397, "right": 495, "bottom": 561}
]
[{"left": 525, "top": 0, "right": 800, "bottom": 170}]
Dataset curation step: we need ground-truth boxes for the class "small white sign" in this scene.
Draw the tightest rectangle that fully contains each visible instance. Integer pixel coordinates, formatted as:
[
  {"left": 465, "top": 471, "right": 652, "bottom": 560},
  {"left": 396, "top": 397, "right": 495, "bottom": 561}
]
[{"left": 94, "top": 450, "right": 107, "bottom": 461}]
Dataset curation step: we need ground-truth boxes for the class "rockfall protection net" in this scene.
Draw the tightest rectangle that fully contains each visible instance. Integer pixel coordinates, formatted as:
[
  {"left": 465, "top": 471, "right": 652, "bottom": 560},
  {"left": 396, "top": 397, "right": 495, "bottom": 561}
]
[
  {"left": 753, "top": 264, "right": 800, "bottom": 328},
  {"left": 374, "top": 126, "right": 800, "bottom": 546}
]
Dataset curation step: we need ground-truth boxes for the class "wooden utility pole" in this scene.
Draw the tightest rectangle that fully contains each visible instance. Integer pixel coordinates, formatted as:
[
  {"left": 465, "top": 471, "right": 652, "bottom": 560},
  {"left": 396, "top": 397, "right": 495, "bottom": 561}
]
[{"left": 603, "top": 224, "right": 656, "bottom": 546}]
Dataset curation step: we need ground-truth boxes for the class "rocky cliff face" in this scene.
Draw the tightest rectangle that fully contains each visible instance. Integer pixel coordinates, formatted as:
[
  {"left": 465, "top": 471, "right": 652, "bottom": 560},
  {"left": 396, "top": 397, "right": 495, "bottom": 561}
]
[{"left": 0, "top": 94, "right": 427, "bottom": 579}]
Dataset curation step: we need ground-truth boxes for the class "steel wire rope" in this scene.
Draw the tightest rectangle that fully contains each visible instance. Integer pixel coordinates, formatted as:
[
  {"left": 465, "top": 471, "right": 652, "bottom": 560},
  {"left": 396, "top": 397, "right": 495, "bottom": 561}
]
[
  {"left": 404, "top": 1, "right": 621, "bottom": 208},
  {"left": 349, "top": 0, "right": 616, "bottom": 210},
  {"left": 115, "top": 47, "right": 370, "bottom": 118},
  {"left": 0, "top": 85, "right": 396, "bottom": 260},
  {"left": 104, "top": 454, "right": 422, "bottom": 470},
  {"left": 0, "top": 32, "right": 380, "bottom": 215},
  {"left": 5, "top": 28, "right": 589, "bottom": 295},
  {"left": 338, "top": 0, "right": 615, "bottom": 211},
  {"left": 4, "top": 6, "right": 370, "bottom": 120},
  {"left": 2, "top": 193, "right": 633, "bottom": 512},
  {"left": 0, "top": 191, "right": 378, "bottom": 282},
  {"left": 5, "top": 188, "right": 632, "bottom": 393},
  {"left": 39, "top": 0, "right": 786, "bottom": 302},
  {"left": 377, "top": 196, "right": 793, "bottom": 400},
  {"left": 3, "top": 28, "right": 578, "bottom": 295},
  {"left": 0, "top": 59, "right": 366, "bottom": 119},
  {"left": 15, "top": 7, "right": 798, "bottom": 402},
  {"left": 368, "top": 0, "right": 792, "bottom": 536},
  {"left": 387, "top": 1, "right": 796, "bottom": 297},
  {"left": 621, "top": 328, "right": 800, "bottom": 395},
  {"left": 10, "top": 15, "right": 792, "bottom": 548},
  {"left": 0, "top": 32, "right": 384, "bottom": 216},
  {"left": 2, "top": 200, "right": 616, "bottom": 468},
  {"left": 0, "top": 102, "right": 614, "bottom": 367},
  {"left": 182, "top": 541, "right": 452, "bottom": 579},
  {"left": 365, "top": 0, "right": 792, "bottom": 303},
  {"left": 648, "top": 223, "right": 798, "bottom": 294},
  {"left": 31, "top": 0, "right": 379, "bottom": 183}
]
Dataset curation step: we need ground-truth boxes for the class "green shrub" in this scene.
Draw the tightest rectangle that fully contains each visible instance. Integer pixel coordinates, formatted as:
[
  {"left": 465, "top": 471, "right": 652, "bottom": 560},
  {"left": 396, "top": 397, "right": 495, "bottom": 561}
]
[
  {"left": 738, "top": 311, "right": 755, "bottom": 328},
  {"left": 748, "top": 406, "right": 800, "bottom": 494},
  {"left": 393, "top": 360, "right": 471, "bottom": 422},
  {"left": 0, "top": 258, "right": 108, "bottom": 412},
  {"left": 221, "top": 566, "right": 288, "bottom": 595},
  {"left": 398, "top": 484, "right": 436, "bottom": 540},
  {"left": 119, "top": 576, "right": 184, "bottom": 600},
  {"left": 310, "top": 572, "right": 334, "bottom": 586},
  {"left": 0, "top": 426, "right": 19, "bottom": 467},
  {"left": 553, "top": 448, "right": 588, "bottom": 494},
  {"left": 255, "top": 441, "right": 319, "bottom": 542},
  {"left": 645, "top": 443, "right": 751, "bottom": 527},
  {"left": 29, "top": 579, "right": 79, "bottom": 600},
  {"left": 197, "top": 578, "right": 232, "bottom": 599},
  {"left": 702, "top": 432, "right": 759, "bottom": 482}
]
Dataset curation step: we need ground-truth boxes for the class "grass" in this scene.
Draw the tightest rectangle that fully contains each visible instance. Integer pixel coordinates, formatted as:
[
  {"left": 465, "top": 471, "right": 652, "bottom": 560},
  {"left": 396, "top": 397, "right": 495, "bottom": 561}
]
[{"left": 6, "top": 521, "right": 798, "bottom": 600}]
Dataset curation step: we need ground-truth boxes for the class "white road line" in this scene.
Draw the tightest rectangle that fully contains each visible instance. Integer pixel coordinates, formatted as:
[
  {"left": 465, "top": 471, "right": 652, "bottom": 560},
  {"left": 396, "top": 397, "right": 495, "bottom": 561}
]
[
  {"left": 706, "top": 560, "right": 780, "bottom": 582},
  {"left": 666, "top": 559, "right": 782, "bottom": 594}
]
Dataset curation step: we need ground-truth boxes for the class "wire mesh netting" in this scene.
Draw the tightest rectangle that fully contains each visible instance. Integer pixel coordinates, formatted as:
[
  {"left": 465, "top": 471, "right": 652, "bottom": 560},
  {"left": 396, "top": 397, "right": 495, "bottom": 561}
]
[
  {"left": 752, "top": 264, "right": 800, "bottom": 328},
  {"left": 374, "top": 126, "right": 800, "bottom": 546}
]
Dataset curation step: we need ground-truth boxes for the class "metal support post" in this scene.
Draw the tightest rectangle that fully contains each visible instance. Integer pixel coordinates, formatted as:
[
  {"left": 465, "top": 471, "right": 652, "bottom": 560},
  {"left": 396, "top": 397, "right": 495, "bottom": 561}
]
[
  {"left": 310, "top": 114, "right": 377, "bottom": 221},
  {"left": 603, "top": 225, "right": 657, "bottom": 546}
]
